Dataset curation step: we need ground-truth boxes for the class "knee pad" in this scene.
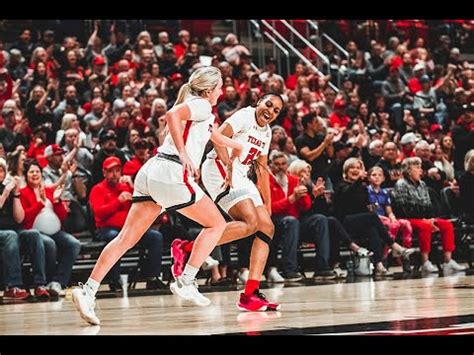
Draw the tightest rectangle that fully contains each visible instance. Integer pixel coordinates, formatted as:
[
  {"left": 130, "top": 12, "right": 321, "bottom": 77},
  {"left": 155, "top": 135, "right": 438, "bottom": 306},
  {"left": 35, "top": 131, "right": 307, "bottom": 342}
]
[{"left": 255, "top": 231, "right": 272, "bottom": 246}]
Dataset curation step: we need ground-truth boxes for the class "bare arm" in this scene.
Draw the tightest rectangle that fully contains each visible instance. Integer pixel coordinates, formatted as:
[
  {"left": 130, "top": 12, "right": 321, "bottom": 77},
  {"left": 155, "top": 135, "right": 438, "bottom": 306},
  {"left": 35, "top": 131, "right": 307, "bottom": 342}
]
[
  {"left": 70, "top": 161, "right": 87, "bottom": 200},
  {"left": 299, "top": 133, "right": 334, "bottom": 162},
  {"left": 213, "top": 123, "right": 235, "bottom": 165},
  {"left": 210, "top": 122, "right": 242, "bottom": 153},
  {"left": 386, "top": 205, "right": 396, "bottom": 221},
  {"left": 88, "top": 109, "right": 113, "bottom": 131},
  {"left": 0, "top": 188, "right": 12, "bottom": 209},
  {"left": 165, "top": 103, "right": 199, "bottom": 177},
  {"left": 165, "top": 103, "right": 192, "bottom": 153},
  {"left": 12, "top": 195, "right": 25, "bottom": 223},
  {"left": 35, "top": 84, "right": 53, "bottom": 110},
  {"left": 0, "top": 179, "right": 24, "bottom": 223}
]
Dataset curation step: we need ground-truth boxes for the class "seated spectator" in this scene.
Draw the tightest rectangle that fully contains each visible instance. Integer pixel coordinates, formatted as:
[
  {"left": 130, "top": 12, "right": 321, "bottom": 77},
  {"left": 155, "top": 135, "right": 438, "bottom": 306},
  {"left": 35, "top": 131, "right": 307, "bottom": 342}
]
[
  {"left": 460, "top": 150, "right": 474, "bottom": 223},
  {"left": 367, "top": 166, "right": 413, "bottom": 265},
  {"left": 222, "top": 33, "right": 250, "bottom": 66},
  {"left": 329, "top": 99, "right": 351, "bottom": 129},
  {"left": 399, "top": 132, "right": 418, "bottom": 160},
  {"left": 20, "top": 160, "right": 81, "bottom": 296},
  {"left": 146, "top": 98, "right": 167, "bottom": 148},
  {"left": 432, "top": 143, "right": 455, "bottom": 183},
  {"left": 268, "top": 152, "right": 335, "bottom": 281},
  {"left": 391, "top": 157, "right": 466, "bottom": 274},
  {"left": 89, "top": 157, "right": 163, "bottom": 291},
  {"left": 84, "top": 98, "right": 113, "bottom": 143},
  {"left": 414, "top": 140, "right": 447, "bottom": 193},
  {"left": 381, "top": 66, "right": 409, "bottom": 131},
  {"left": 452, "top": 102, "right": 474, "bottom": 174},
  {"left": 0, "top": 103, "right": 29, "bottom": 153},
  {"left": 259, "top": 57, "right": 285, "bottom": 89},
  {"left": 217, "top": 85, "right": 240, "bottom": 122},
  {"left": 121, "top": 129, "right": 141, "bottom": 161},
  {"left": 91, "top": 129, "right": 127, "bottom": 185},
  {"left": 122, "top": 138, "right": 150, "bottom": 181},
  {"left": 55, "top": 113, "right": 89, "bottom": 148},
  {"left": 26, "top": 124, "right": 50, "bottom": 168},
  {"left": 327, "top": 141, "right": 352, "bottom": 188},
  {"left": 277, "top": 136, "right": 299, "bottom": 166},
  {"left": 7, "top": 146, "right": 27, "bottom": 188},
  {"left": 43, "top": 144, "right": 88, "bottom": 234},
  {"left": 270, "top": 125, "right": 286, "bottom": 152},
  {"left": 376, "top": 142, "right": 402, "bottom": 188},
  {"left": 363, "top": 139, "right": 383, "bottom": 170},
  {"left": 413, "top": 75, "right": 438, "bottom": 125},
  {"left": 61, "top": 128, "right": 94, "bottom": 186},
  {"left": 53, "top": 85, "right": 85, "bottom": 122},
  {"left": 288, "top": 158, "right": 371, "bottom": 273},
  {"left": 0, "top": 68, "right": 14, "bottom": 110},
  {"left": 295, "top": 113, "right": 334, "bottom": 182},
  {"left": 25, "top": 85, "right": 55, "bottom": 132},
  {"left": 0, "top": 159, "right": 49, "bottom": 299},
  {"left": 334, "top": 158, "right": 414, "bottom": 276}
]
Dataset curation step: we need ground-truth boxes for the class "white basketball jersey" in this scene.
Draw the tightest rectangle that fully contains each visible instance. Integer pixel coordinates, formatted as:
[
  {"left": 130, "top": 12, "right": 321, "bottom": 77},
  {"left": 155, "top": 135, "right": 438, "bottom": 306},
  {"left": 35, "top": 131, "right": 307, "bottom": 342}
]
[
  {"left": 207, "top": 106, "right": 271, "bottom": 178},
  {"left": 159, "top": 96, "right": 214, "bottom": 167}
]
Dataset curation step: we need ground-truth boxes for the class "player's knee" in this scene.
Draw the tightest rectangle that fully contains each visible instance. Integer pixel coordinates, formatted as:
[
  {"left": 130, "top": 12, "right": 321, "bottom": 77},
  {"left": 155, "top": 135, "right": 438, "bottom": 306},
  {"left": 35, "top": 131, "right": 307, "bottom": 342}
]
[
  {"left": 244, "top": 214, "right": 259, "bottom": 235},
  {"left": 264, "top": 223, "right": 275, "bottom": 238},
  {"left": 210, "top": 215, "right": 227, "bottom": 234}
]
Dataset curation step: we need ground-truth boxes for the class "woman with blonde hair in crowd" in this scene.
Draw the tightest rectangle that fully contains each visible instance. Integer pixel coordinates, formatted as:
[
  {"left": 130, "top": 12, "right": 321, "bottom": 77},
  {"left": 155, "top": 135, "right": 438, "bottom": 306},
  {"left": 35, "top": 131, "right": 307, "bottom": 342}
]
[
  {"left": 56, "top": 113, "right": 89, "bottom": 148},
  {"left": 288, "top": 158, "right": 372, "bottom": 272},
  {"left": 335, "top": 158, "right": 414, "bottom": 276},
  {"left": 147, "top": 98, "right": 168, "bottom": 146}
]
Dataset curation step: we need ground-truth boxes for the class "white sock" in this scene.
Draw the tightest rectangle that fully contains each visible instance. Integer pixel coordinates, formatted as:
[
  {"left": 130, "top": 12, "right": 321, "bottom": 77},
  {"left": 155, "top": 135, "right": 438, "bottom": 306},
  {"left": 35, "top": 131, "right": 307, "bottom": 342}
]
[
  {"left": 85, "top": 278, "right": 100, "bottom": 297},
  {"left": 181, "top": 264, "right": 199, "bottom": 285}
]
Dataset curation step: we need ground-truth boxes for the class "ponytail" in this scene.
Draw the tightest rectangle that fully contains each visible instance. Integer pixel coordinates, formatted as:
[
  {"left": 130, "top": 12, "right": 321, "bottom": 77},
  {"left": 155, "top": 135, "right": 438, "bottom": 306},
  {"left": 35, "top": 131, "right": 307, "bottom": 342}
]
[{"left": 173, "top": 83, "right": 192, "bottom": 107}]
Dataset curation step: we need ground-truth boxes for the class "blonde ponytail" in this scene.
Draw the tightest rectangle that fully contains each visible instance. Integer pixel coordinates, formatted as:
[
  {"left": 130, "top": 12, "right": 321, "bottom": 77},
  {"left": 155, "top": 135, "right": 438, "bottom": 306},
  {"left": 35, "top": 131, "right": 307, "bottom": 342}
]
[
  {"left": 172, "top": 66, "right": 222, "bottom": 108},
  {"left": 173, "top": 83, "right": 192, "bottom": 107}
]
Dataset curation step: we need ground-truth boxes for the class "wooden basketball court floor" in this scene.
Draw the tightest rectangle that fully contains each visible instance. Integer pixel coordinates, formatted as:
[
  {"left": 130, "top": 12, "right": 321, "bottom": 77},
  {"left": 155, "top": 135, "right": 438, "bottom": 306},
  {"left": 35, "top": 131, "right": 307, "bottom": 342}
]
[{"left": 1, "top": 271, "right": 473, "bottom": 335}]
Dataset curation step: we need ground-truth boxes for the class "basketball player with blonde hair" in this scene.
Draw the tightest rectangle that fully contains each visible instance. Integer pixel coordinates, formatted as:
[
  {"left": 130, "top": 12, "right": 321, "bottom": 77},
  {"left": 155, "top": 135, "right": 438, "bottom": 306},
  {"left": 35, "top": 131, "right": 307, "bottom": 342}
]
[{"left": 72, "top": 66, "right": 243, "bottom": 325}]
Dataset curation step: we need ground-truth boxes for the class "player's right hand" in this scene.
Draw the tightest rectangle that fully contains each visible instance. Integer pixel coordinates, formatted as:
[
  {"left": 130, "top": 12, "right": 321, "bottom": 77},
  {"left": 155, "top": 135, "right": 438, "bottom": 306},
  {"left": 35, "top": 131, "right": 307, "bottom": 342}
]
[
  {"left": 179, "top": 150, "right": 199, "bottom": 180},
  {"left": 221, "top": 163, "right": 233, "bottom": 189}
]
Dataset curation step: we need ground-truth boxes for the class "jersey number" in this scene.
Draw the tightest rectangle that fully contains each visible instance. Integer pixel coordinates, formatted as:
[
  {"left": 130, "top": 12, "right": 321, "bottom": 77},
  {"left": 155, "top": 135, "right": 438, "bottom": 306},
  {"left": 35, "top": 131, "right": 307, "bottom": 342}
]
[{"left": 241, "top": 147, "right": 261, "bottom": 165}]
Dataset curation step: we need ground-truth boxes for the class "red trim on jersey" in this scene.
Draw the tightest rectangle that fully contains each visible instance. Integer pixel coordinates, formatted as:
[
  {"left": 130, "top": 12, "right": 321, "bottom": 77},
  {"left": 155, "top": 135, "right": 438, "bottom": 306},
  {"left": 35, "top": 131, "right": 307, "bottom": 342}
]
[
  {"left": 215, "top": 159, "right": 226, "bottom": 179},
  {"left": 183, "top": 171, "right": 196, "bottom": 195},
  {"left": 183, "top": 120, "right": 193, "bottom": 145}
]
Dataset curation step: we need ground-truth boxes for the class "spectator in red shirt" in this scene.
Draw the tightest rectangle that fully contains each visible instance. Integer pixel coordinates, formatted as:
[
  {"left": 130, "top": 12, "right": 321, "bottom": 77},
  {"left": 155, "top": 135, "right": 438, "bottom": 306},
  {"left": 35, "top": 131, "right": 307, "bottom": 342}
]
[
  {"left": 89, "top": 156, "right": 163, "bottom": 291},
  {"left": 174, "top": 29, "right": 190, "bottom": 66},
  {"left": 329, "top": 99, "right": 351, "bottom": 129},
  {"left": 407, "top": 62, "right": 425, "bottom": 94},
  {"left": 0, "top": 68, "right": 14, "bottom": 110},
  {"left": 26, "top": 124, "right": 50, "bottom": 168},
  {"left": 122, "top": 138, "right": 150, "bottom": 181},
  {"left": 20, "top": 160, "right": 81, "bottom": 296},
  {"left": 266, "top": 151, "right": 337, "bottom": 281},
  {"left": 285, "top": 62, "right": 305, "bottom": 91}
]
